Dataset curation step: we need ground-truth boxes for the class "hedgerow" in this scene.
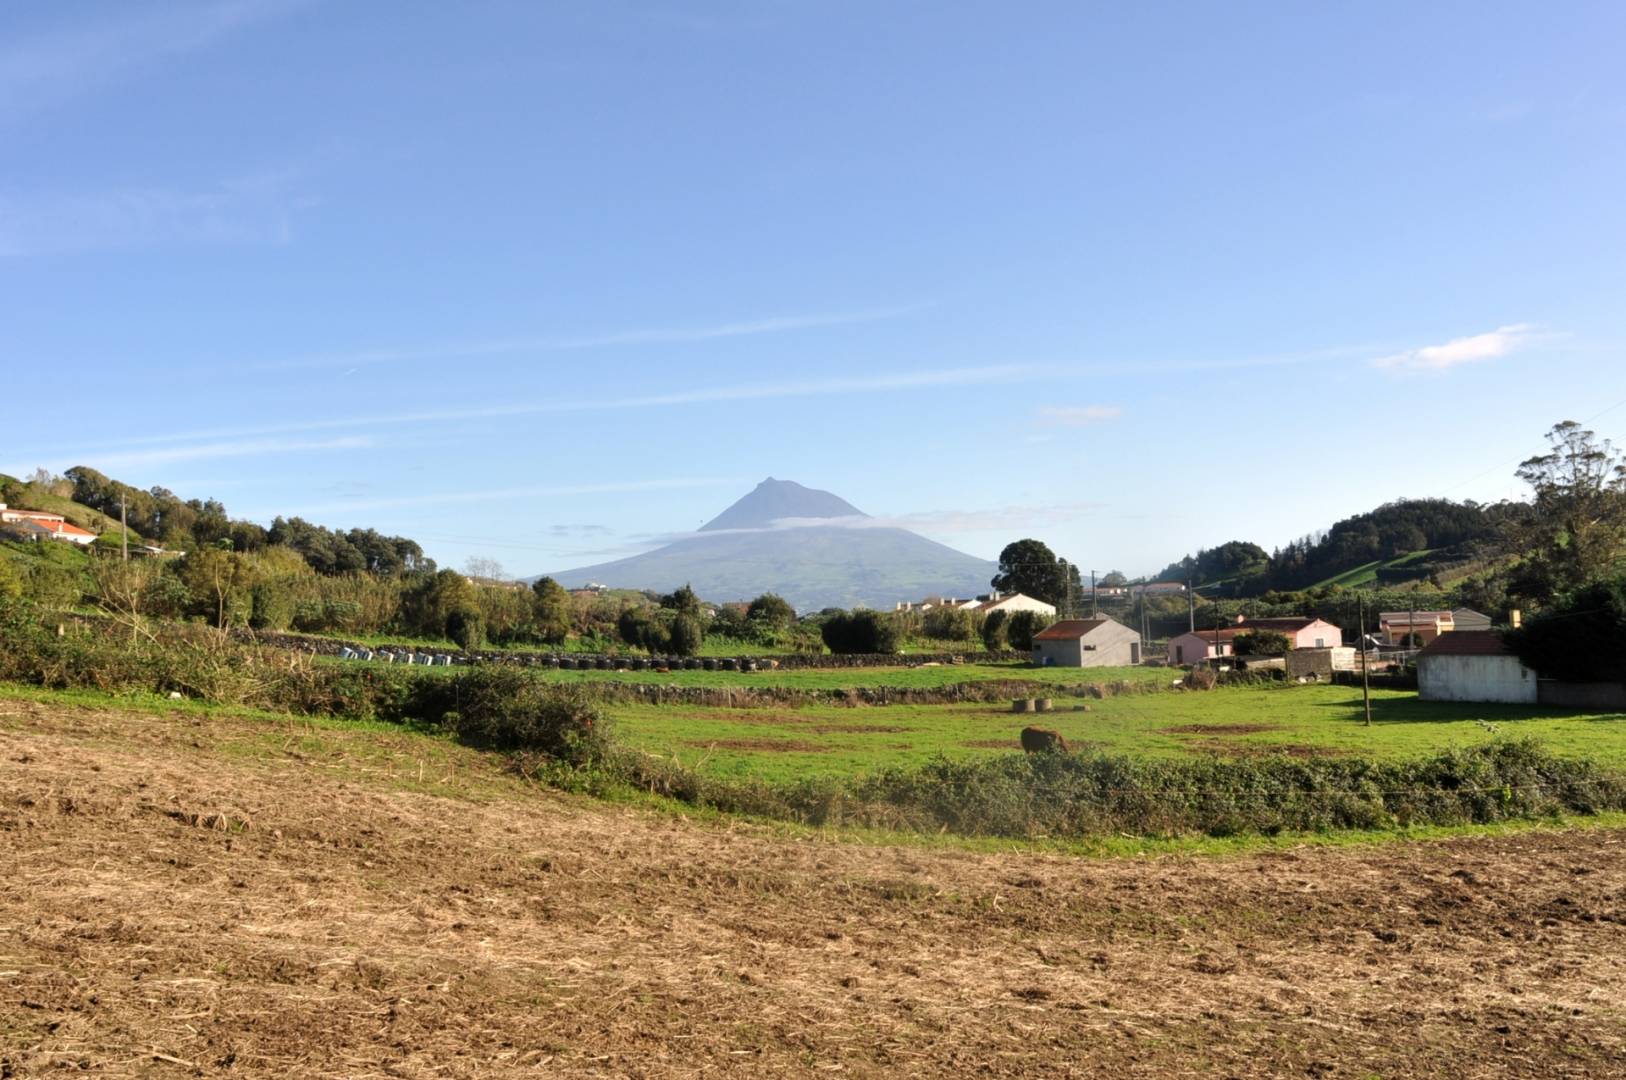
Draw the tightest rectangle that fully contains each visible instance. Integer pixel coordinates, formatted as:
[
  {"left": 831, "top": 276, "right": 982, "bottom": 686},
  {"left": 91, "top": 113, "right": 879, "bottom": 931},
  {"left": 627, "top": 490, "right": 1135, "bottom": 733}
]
[{"left": 3, "top": 596, "right": 1622, "bottom": 838}]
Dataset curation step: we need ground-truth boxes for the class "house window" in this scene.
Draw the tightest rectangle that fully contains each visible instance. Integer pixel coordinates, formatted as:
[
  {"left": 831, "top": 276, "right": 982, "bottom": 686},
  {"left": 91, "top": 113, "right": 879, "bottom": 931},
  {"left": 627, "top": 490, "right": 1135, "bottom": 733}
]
[{"left": 1315, "top": 638, "right": 1325, "bottom": 648}]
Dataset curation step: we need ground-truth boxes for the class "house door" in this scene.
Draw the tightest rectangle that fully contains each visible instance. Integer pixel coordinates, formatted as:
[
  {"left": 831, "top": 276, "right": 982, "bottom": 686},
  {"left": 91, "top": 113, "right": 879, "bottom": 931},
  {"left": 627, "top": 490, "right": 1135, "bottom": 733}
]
[
  {"left": 1175, "top": 645, "right": 1184, "bottom": 664},
  {"left": 1131, "top": 642, "right": 1141, "bottom": 664}
]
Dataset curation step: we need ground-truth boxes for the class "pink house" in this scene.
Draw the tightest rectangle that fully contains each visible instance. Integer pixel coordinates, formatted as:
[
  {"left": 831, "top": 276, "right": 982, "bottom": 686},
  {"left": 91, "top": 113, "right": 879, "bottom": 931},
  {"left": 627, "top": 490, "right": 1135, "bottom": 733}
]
[
  {"left": 1232, "top": 616, "right": 1342, "bottom": 649},
  {"left": 1167, "top": 627, "right": 1245, "bottom": 665},
  {"left": 1166, "top": 616, "right": 1342, "bottom": 666}
]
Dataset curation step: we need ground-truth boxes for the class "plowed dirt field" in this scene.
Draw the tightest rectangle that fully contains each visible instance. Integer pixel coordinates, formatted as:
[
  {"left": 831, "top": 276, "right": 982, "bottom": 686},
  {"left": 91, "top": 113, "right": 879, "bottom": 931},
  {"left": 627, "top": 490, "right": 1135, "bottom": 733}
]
[{"left": 2, "top": 696, "right": 1624, "bottom": 1078}]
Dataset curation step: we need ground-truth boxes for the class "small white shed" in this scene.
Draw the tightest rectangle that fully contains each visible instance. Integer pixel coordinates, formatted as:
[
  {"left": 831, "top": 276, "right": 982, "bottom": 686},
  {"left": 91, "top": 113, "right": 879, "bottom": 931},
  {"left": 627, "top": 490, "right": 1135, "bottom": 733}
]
[{"left": 1416, "top": 630, "right": 1536, "bottom": 704}]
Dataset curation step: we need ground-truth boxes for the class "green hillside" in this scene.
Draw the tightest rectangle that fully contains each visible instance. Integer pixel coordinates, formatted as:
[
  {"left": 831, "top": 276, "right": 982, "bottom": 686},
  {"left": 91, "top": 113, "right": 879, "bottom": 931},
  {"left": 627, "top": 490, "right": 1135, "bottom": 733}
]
[{"left": 0, "top": 473, "right": 148, "bottom": 545}]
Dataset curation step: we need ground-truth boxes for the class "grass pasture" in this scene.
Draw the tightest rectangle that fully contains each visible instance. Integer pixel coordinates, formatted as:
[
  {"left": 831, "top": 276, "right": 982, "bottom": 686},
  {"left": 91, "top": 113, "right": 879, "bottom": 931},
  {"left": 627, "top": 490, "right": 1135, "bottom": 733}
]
[
  {"left": 607, "top": 682, "right": 1626, "bottom": 780},
  {"left": 7, "top": 693, "right": 1626, "bottom": 1076},
  {"left": 355, "top": 657, "right": 1172, "bottom": 692}
]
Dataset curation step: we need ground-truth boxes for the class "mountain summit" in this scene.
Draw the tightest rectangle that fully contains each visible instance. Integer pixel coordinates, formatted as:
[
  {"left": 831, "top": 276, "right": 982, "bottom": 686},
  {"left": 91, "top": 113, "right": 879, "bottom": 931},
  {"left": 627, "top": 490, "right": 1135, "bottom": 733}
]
[
  {"left": 544, "top": 480, "right": 993, "bottom": 611},
  {"left": 700, "top": 478, "right": 867, "bottom": 532}
]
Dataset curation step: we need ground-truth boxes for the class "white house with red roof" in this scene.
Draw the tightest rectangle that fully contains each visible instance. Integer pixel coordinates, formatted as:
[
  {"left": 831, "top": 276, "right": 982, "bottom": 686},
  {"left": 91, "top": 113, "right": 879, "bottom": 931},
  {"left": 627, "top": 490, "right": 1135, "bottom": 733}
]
[
  {"left": 1416, "top": 630, "right": 1536, "bottom": 704},
  {"left": 0, "top": 504, "right": 98, "bottom": 546}
]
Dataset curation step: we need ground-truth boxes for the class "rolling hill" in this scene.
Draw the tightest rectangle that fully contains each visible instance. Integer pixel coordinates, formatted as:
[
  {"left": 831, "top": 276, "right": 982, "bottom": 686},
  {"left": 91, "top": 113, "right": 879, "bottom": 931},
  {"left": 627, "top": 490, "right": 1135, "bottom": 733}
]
[{"left": 543, "top": 478, "right": 995, "bottom": 611}]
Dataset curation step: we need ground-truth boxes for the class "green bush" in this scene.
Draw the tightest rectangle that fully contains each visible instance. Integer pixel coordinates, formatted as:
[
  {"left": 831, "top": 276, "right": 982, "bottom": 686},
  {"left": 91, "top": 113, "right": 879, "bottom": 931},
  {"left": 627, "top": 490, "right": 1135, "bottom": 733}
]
[
  {"left": 820, "top": 610, "right": 901, "bottom": 654},
  {"left": 447, "top": 608, "right": 486, "bottom": 650},
  {"left": 922, "top": 606, "right": 975, "bottom": 642},
  {"left": 981, "top": 609, "right": 1008, "bottom": 651},
  {"left": 1507, "top": 578, "right": 1626, "bottom": 682},
  {"left": 668, "top": 613, "right": 703, "bottom": 656},
  {"left": 1005, "top": 610, "right": 1044, "bottom": 651},
  {"left": 1231, "top": 629, "right": 1289, "bottom": 657},
  {"left": 590, "top": 738, "right": 1624, "bottom": 840},
  {"left": 250, "top": 581, "right": 296, "bottom": 631},
  {"left": 430, "top": 667, "right": 607, "bottom": 764}
]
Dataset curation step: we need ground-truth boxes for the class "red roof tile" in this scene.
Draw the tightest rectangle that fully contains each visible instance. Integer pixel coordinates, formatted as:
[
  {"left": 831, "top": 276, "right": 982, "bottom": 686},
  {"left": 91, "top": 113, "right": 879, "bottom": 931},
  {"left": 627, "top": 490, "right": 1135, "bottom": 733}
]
[{"left": 1033, "top": 619, "right": 1111, "bottom": 642}]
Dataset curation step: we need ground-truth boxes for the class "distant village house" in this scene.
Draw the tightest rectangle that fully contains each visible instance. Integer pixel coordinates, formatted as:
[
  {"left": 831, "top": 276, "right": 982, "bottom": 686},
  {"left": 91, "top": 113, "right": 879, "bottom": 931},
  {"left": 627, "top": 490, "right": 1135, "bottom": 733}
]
[
  {"left": 1379, "top": 610, "right": 1454, "bottom": 646},
  {"left": 1166, "top": 615, "right": 1342, "bottom": 666},
  {"left": 0, "top": 504, "right": 97, "bottom": 546},
  {"left": 973, "top": 591, "right": 1057, "bottom": 619}
]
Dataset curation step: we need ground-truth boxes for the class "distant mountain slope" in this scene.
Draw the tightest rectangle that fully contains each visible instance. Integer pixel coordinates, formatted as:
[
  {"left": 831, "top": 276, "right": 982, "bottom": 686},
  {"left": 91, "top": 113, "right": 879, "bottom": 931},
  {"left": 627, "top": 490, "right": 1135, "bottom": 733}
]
[
  {"left": 544, "top": 479, "right": 994, "bottom": 611},
  {"left": 700, "top": 477, "right": 865, "bottom": 532}
]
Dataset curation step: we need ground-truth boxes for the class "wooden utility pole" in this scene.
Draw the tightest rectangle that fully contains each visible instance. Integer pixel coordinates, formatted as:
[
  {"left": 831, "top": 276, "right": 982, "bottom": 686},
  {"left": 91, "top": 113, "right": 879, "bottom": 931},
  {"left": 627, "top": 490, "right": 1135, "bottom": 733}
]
[
  {"left": 1360, "top": 591, "right": 1372, "bottom": 726},
  {"left": 1138, "top": 587, "right": 1149, "bottom": 657},
  {"left": 1090, "top": 570, "right": 1099, "bottom": 617},
  {"left": 1187, "top": 580, "right": 1195, "bottom": 632},
  {"left": 120, "top": 497, "right": 128, "bottom": 562}
]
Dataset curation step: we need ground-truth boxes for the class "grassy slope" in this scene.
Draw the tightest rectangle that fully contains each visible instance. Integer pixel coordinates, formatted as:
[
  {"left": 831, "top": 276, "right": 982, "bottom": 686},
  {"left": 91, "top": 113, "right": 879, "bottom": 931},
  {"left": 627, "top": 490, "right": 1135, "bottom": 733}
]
[
  {"left": 0, "top": 473, "right": 149, "bottom": 543},
  {"left": 1309, "top": 551, "right": 1446, "bottom": 589},
  {"left": 604, "top": 683, "right": 1626, "bottom": 780}
]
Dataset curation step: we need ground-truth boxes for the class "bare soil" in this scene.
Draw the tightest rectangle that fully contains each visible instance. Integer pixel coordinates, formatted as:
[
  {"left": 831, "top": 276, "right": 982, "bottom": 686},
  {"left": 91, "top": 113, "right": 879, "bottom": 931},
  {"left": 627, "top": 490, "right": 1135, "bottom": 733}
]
[{"left": 3, "top": 696, "right": 1625, "bottom": 1078}]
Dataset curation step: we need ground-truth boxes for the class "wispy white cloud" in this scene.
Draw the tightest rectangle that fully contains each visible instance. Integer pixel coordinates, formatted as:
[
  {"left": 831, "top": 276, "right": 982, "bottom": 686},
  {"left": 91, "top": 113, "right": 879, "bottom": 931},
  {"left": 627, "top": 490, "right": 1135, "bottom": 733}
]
[
  {"left": 1371, "top": 324, "right": 1541, "bottom": 372},
  {"left": 1037, "top": 404, "right": 1122, "bottom": 427},
  {"left": 252, "top": 304, "right": 932, "bottom": 371},
  {"left": 0, "top": 0, "right": 309, "bottom": 119},
  {"left": 0, "top": 168, "right": 315, "bottom": 257},
  {"left": 259, "top": 477, "right": 744, "bottom": 519},
  {"left": 3, "top": 435, "right": 371, "bottom": 478},
  {"left": 634, "top": 501, "right": 1098, "bottom": 545},
  {"left": 44, "top": 365, "right": 1041, "bottom": 458}
]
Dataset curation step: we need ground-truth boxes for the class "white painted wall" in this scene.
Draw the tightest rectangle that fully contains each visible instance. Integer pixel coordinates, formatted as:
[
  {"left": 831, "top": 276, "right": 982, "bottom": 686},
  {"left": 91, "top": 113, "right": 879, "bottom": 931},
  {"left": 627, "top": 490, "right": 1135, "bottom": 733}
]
[{"left": 1418, "top": 654, "right": 1537, "bottom": 704}]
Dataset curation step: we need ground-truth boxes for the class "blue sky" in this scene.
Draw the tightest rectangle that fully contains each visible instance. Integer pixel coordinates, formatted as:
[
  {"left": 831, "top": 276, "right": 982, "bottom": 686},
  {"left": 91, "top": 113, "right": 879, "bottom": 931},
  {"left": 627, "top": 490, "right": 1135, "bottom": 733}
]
[{"left": 4, "top": 0, "right": 1625, "bottom": 580}]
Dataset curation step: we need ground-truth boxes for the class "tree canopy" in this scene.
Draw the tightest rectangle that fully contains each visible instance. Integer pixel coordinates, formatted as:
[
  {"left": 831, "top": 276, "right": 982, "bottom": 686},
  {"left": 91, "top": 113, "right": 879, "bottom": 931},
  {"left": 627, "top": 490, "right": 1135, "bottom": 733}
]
[
  {"left": 1505, "top": 578, "right": 1626, "bottom": 683},
  {"left": 1506, "top": 421, "right": 1626, "bottom": 601},
  {"left": 991, "top": 539, "right": 1068, "bottom": 606}
]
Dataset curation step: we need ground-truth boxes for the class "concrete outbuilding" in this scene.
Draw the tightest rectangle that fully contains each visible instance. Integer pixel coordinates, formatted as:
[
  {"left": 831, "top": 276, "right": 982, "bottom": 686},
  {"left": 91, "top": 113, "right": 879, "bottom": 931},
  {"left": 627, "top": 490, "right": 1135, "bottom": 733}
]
[
  {"left": 1032, "top": 617, "right": 1142, "bottom": 667},
  {"left": 1416, "top": 630, "right": 1537, "bottom": 704}
]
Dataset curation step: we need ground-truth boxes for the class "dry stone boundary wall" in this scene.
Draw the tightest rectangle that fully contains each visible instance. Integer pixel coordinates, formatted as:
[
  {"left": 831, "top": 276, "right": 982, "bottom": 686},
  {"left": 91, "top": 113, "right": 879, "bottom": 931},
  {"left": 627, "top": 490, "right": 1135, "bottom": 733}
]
[{"left": 234, "top": 629, "right": 1022, "bottom": 671}]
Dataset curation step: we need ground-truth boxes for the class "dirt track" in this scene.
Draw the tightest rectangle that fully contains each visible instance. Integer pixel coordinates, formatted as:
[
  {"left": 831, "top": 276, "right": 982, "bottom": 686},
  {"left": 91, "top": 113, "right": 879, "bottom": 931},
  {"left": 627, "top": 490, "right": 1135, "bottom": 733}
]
[{"left": 2, "top": 696, "right": 1625, "bottom": 1078}]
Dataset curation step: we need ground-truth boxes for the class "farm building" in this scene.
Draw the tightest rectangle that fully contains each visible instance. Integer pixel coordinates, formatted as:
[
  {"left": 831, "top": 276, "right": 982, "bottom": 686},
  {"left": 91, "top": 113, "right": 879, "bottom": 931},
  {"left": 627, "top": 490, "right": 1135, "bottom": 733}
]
[
  {"left": 1031, "top": 617, "right": 1142, "bottom": 667},
  {"left": 1416, "top": 630, "right": 1537, "bottom": 704},
  {"left": 1451, "top": 608, "right": 1493, "bottom": 632},
  {"left": 1232, "top": 616, "right": 1343, "bottom": 649},
  {"left": 1166, "top": 627, "right": 1244, "bottom": 665},
  {"left": 1379, "top": 610, "right": 1454, "bottom": 645}
]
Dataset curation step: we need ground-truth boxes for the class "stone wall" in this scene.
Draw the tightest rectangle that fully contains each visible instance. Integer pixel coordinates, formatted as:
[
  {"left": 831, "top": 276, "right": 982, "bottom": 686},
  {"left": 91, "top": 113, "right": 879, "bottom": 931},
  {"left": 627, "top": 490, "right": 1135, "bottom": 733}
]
[
  {"left": 1536, "top": 680, "right": 1626, "bottom": 709},
  {"left": 231, "top": 628, "right": 1022, "bottom": 671}
]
